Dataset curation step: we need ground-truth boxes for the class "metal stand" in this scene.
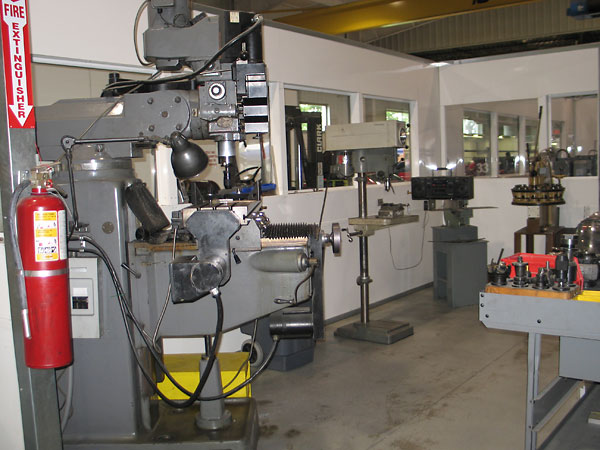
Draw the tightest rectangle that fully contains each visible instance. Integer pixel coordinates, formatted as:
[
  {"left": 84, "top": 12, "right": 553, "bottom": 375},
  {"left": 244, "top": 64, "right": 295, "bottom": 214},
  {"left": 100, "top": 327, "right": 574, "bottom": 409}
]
[
  {"left": 196, "top": 358, "right": 232, "bottom": 431},
  {"left": 432, "top": 225, "right": 487, "bottom": 307},
  {"left": 64, "top": 399, "right": 259, "bottom": 450},
  {"left": 480, "top": 291, "right": 600, "bottom": 450},
  {"left": 514, "top": 206, "right": 566, "bottom": 254},
  {"left": 334, "top": 172, "right": 413, "bottom": 344},
  {"left": 65, "top": 355, "right": 259, "bottom": 450}
]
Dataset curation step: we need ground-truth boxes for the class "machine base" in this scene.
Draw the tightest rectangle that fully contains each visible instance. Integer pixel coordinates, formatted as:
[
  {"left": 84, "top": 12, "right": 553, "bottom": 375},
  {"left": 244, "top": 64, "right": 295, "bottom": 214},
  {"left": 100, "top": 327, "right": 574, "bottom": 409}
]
[
  {"left": 64, "top": 398, "right": 259, "bottom": 450},
  {"left": 334, "top": 320, "right": 414, "bottom": 344}
]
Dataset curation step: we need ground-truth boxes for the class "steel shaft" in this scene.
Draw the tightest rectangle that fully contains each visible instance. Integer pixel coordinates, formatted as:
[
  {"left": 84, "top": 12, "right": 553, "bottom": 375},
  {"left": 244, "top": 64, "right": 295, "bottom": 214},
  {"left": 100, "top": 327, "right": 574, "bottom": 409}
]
[{"left": 357, "top": 172, "right": 370, "bottom": 324}]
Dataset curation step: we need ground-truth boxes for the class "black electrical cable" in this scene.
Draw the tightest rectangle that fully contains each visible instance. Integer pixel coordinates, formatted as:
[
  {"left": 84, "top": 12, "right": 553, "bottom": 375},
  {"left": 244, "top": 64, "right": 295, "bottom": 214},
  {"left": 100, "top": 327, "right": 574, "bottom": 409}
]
[
  {"left": 103, "top": 14, "right": 264, "bottom": 92},
  {"left": 388, "top": 211, "right": 429, "bottom": 270},
  {"left": 70, "top": 238, "right": 199, "bottom": 399},
  {"left": 317, "top": 184, "right": 329, "bottom": 232},
  {"left": 70, "top": 238, "right": 277, "bottom": 403},
  {"left": 250, "top": 166, "right": 262, "bottom": 182},
  {"left": 134, "top": 1, "right": 152, "bottom": 67},
  {"left": 223, "top": 320, "right": 258, "bottom": 391},
  {"left": 71, "top": 242, "right": 220, "bottom": 406},
  {"left": 294, "top": 266, "right": 315, "bottom": 304},
  {"left": 70, "top": 237, "right": 223, "bottom": 406},
  {"left": 237, "top": 166, "right": 259, "bottom": 180},
  {"left": 62, "top": 147, "right": 79, "bottom": 234},
  {"left": 200, "top": 337, "right": 280, "bottom": 401}
]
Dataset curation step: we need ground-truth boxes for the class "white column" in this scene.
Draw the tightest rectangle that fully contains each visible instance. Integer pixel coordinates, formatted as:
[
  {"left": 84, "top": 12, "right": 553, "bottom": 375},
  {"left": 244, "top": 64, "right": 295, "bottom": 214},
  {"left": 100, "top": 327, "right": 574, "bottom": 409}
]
[
  {"left": 538, "top": 96, "right": 551, "bottom": 151},
  {"left": 269, "top": 81, "right": 289, "bottom": 195},
  {"left": 490, "top": 112, "right": 499, "bottom": 177},
  {"left": 410, "top": 100, "right": 420, "bottom": 177},
  {"left": 439, "top": 105, "right": 447, "bottom": 171},
  {"left": 349, "top": 92, "right": 364, "bottom": 123},
  {"left": 518, "top": 115, "right": 527, "bottom": 175}
]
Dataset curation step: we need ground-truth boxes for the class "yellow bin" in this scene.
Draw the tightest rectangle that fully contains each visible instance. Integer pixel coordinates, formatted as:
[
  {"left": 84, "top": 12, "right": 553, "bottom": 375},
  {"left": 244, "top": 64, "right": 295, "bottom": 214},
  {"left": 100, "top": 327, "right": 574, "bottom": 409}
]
[
  {"left": 575, "top": 290, "right": 600, "bottom": 303},
  {"left": 157, "top": 352, "right": 251, "bottom": 400}
]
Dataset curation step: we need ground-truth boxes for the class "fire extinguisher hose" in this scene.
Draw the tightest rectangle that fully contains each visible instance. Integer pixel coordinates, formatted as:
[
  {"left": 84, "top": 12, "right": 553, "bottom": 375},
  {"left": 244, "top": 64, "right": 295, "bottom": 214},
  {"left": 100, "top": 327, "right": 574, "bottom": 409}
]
[{"left": 9, "top": 180, "right": 32, "bottom": 339}]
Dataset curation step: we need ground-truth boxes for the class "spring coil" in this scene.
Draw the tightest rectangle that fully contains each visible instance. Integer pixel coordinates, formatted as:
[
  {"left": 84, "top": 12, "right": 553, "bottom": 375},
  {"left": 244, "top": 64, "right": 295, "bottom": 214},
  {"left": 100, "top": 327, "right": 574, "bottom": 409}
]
[{"left": 262, "top": 223, "right": 318, "bottom": 240}]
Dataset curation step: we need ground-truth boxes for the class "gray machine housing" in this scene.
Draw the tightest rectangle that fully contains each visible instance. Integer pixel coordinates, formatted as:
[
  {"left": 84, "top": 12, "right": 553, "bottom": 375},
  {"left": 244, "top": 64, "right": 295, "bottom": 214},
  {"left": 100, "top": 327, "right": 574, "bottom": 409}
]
[
  {"left": 32, "top": 2, "right": 333, "bottom": 449},
  {"left": 411, "top": 176, "right": 487, "bottom": 308}
]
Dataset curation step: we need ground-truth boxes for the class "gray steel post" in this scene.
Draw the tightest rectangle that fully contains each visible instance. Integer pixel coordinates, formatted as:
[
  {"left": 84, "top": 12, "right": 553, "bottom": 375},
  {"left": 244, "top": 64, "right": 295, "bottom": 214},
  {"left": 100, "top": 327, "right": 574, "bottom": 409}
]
[
  {"left": 357, "top": 173, "right": 370, "bottom": 324},
  {"left": 0, "top": 28, "right": 63, "bottom": 450},
  {"left": 525, "top": 332, "right": 541, "bottom": 450}
]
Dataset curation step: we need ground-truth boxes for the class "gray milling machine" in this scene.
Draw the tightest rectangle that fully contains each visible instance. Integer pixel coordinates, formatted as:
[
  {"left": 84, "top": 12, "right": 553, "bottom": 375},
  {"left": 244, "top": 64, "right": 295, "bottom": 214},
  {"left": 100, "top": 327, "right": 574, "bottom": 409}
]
[{"left": 34, "top": 2, "right": 340, "bottom": 449}]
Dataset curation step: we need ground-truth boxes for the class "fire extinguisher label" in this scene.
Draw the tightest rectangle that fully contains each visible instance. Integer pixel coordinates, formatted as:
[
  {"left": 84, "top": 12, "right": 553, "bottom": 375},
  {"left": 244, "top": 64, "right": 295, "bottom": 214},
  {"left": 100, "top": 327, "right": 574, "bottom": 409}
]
[
  {"left": 58, "top": 209, "right": 67, "bottom": 260},
  {"left": 33, "top": 210, "right": 59, "bottom": 262}
]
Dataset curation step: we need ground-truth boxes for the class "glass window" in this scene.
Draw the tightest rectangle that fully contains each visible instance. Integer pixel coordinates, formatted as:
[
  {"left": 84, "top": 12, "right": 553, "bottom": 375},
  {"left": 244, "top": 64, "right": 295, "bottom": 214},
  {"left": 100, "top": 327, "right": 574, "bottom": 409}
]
[
  {"left": 498, "top": 115, "right": 519, "bottom": 175},
  {"left": 299, "top": 103, "right": 328, "bottom": 131},
  {"left": 525, "top": 120, "right": 538, "bottom": 151},
  {"left": 284, "top": 88, "right": 351, "bottom": 190},
  {"left": 551, "top": 94, "right": 598, "bottom": 177},
  {"left": 385, "top": 110, "right": 409, "bottom": 123},
  {"left": 551, "top": 120, "right": 564, "bottom": 150},
  {"left": 463, "top": 110, "right": 491, "bottom": 176}
]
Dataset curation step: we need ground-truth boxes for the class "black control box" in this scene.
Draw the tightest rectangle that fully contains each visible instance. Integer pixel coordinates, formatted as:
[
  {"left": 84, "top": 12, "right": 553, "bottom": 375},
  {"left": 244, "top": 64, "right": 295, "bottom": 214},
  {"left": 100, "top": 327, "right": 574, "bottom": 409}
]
[{"left": 411, "top": 176, "right": 474, "bottom": 200}]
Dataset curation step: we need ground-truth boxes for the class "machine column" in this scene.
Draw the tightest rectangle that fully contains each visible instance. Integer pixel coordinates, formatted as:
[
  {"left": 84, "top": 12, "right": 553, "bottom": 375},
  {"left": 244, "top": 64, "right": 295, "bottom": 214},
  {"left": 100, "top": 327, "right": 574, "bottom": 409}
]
[{"left": 357, "top": 172, "right": 371, "bottom": 324}]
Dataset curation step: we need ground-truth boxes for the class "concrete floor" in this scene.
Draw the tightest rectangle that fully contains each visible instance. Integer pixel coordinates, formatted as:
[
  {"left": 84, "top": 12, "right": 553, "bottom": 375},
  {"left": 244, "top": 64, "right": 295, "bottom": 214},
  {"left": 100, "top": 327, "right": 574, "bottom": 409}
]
[{"left": 252, "top": 287, "right": 563, "bottom": 450}]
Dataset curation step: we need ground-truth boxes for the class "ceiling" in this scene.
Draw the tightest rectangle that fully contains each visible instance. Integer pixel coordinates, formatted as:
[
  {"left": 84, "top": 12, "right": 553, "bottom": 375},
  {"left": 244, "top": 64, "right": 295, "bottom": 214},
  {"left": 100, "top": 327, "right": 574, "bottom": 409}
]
[{"left": 200, "top": 0, "right": 600, "bottom": 61}]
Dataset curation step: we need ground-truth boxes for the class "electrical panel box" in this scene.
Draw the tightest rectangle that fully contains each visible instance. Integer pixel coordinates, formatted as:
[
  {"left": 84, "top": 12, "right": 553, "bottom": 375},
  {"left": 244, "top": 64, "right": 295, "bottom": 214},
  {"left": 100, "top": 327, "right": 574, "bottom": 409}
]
[
  {"left": 324, "top": 121, "right": 406, "bottom": 151},
  {"left": 69, "top": 257, "right": 100, "bottom": 339}
]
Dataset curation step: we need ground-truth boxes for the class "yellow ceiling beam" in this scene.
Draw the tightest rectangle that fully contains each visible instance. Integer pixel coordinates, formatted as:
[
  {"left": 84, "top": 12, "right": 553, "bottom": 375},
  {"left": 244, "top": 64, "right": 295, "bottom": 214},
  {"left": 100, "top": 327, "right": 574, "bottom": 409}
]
[{"left": 276, "top": 0, "right": 542, "bottom": 35}]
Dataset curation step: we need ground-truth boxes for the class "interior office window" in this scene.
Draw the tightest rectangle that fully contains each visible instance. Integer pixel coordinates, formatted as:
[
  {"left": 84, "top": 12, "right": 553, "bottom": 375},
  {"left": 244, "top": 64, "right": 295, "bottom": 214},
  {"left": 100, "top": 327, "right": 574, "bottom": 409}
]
[
  {"left": 284, "top": 88, "right": 351, "bottom": 190},
  {"left": 299, "top": 103, "right": 329, "bottom": 131},
  {"left": 550, "top": 94, "right": 598, "bottom": 177},
  {"left": 498, "top": 115, "right": 519, "bottom": 175},
  {"left": 551, "top": 121, "right": 564, "bottom": 150},
  {"left": 385, "top": 109, "right": 410, "bottom": 124},
  {"left": 364, "top": 97, "right": 411, "bottom": 179},
  {"left": 525, "top": 120, "right": 538, "bottom": 151},
  {"left": 463, "top": 110, "right": 491, "bottom": 176}
]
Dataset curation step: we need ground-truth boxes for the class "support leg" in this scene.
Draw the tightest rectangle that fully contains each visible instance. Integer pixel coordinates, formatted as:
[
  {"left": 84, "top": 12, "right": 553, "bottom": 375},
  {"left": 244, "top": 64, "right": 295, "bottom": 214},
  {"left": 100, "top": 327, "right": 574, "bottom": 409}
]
[{"left": 525, "top": 332, "right": 541, "bottom": 450}]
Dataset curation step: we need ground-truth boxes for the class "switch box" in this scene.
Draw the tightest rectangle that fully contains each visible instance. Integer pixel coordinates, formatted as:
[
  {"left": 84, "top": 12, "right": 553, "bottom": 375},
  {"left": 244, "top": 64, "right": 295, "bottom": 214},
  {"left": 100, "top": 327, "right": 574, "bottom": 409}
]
[{"left": 69, "top": 257, "right": 100, "bottom": 339}]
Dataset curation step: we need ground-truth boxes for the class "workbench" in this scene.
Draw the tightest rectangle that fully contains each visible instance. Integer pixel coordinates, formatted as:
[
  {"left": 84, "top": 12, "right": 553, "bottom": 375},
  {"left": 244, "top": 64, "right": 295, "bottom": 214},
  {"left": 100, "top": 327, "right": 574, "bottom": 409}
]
[{"left": 479, "top": 289, "right": 600, "bottom": 450}]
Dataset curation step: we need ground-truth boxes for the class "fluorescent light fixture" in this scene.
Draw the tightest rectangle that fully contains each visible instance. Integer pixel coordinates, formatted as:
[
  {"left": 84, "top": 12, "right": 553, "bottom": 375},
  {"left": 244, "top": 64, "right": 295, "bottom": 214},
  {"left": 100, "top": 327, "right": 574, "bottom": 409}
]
[
  {"left": 430, "top": 62, "right": 450, "bottom": 67},
  {"left": 426, "top": 164, "right": 438, "bottom": 171}
]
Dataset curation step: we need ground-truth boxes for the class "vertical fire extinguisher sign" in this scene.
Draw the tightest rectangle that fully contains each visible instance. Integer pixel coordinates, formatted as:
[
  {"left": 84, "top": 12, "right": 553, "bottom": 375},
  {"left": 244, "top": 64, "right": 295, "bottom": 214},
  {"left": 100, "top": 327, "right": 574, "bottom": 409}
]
[{"left": 0, "top": 0, "right": 35, "bottom": 129}]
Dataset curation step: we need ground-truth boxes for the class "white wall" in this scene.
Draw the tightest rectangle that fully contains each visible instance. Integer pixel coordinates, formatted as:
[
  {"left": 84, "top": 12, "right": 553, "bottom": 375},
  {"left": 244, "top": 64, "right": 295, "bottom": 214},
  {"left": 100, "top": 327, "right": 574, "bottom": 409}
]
[
  {"left": 258, "top": 25, "right": 441, "bottom": 318},
  {"left": 440, "top": 46, "right": 599, "bottom": 261},
  {"left": 470, "top": 176, "right": 599, "bottom": 262},
  {"left": 0, "top": 242, "right": 25, "bottom": 450},
  {"left": 439, "top": 47, "right": 599, "bottom": 106},
  {"left": 263, "top": 25, "right": 441, "bottom": 179},
  {"left": 263, "top": 184, "right": 435, "bottom": 320},
  {"left": 29, "top": 0, "right": 146, "bottom": 69}
]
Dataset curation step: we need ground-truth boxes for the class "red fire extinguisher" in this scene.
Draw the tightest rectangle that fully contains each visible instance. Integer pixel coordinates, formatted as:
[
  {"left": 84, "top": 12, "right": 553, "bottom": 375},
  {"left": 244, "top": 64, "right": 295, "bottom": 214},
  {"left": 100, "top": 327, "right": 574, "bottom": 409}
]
[{"left": 16, "top": 177, "right": 72, "bottom": 368}]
